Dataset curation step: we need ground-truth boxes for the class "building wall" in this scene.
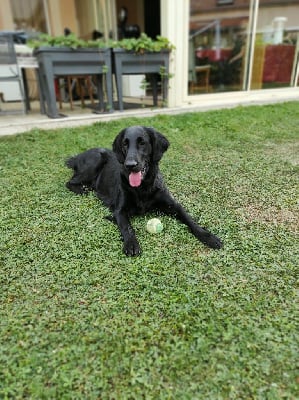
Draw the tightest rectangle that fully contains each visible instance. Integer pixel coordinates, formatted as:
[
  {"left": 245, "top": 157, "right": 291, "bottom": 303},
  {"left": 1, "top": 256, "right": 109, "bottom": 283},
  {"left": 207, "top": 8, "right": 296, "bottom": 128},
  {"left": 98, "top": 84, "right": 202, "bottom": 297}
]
[
  {"left": 190, "top": 0, "right": 299, "bottom": 12},
  {"left": 47, "top": 0, "right": 78, "bottom": 36},
  {"left": 0, "top": 0, "right": 78, "bottom": 35},
  {"left": 0, "top": 0, "right": 21, "bottom": 30},
  {"left": 190, "top": 0, "right": 299, "bottom": 30},
  {"left": 190, "top": 0, "right": 249, "bottom": 13},
  {"left": 74, "top": 0, "right": 96, "bottom": 38},
  {"left": 115, "top": 0, "right": 144, "bottom": 33},
  {"left": 258, "top": 5, "right": 299, "bottom": 29}
]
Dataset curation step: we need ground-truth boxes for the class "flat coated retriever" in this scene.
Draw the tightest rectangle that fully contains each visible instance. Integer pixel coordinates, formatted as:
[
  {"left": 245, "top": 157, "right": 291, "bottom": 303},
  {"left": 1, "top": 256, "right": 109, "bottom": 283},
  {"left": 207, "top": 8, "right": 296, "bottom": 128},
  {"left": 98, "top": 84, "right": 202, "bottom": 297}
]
[{"left": 65, "top": 126, "right": 223, "bottom": 256}]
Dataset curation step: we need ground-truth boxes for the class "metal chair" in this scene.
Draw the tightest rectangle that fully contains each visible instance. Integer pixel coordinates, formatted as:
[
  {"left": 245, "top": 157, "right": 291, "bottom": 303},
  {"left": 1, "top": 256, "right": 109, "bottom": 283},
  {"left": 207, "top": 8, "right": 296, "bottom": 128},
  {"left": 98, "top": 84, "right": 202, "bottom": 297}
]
[
  {"left": 56, "top": 75, "right": 95, "bottom": 110},
  {"left": 190, "top": 65, "right": 211, "bottom": 93},
  {"left": 0, "top": 33, "right": 26, "bottom": 114}
]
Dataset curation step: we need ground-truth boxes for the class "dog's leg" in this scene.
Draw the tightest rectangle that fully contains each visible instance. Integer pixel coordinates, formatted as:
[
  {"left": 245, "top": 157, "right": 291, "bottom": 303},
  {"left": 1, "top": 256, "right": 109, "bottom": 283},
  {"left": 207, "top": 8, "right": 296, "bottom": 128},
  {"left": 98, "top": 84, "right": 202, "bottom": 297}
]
[
  {"left": 114, "top": 211, "right": 141, "bottom": 256},
  {"left": 65, "top": 181, "right": 91, "bottom": 195},
  {"left": 157, "top": 194, "right": 223, "bottom": 249}
]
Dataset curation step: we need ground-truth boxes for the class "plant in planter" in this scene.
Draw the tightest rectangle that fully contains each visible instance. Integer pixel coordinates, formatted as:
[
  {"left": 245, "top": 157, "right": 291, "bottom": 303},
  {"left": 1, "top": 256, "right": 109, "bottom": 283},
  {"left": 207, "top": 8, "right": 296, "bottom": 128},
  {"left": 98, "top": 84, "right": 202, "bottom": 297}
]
[
  {"left": 111, "top": 33, "right": 175, "bottom": 111},
  {"left": 29, "top": 34, "right": 113, "bottom": 118},
  {"left": 111, "top": 32, "right": 175, "bottom": 54},
  {"left": 28, "top": 33, "right": 109, "bottom": 49}
]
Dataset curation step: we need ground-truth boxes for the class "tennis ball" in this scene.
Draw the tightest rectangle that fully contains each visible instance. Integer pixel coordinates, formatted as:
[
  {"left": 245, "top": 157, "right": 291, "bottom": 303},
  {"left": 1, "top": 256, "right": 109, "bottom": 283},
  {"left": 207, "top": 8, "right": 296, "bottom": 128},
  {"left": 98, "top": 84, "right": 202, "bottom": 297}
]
[{"left": 146, "top": 218, "right": 163, "bottom": 234}]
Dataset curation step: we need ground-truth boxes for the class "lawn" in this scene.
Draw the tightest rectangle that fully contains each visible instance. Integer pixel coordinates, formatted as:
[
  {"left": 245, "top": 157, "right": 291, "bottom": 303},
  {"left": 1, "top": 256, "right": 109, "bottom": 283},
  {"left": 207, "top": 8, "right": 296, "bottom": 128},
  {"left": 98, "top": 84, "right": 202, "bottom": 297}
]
[{"left": 0, "top": 102, "right": 298, "bottom": 399}]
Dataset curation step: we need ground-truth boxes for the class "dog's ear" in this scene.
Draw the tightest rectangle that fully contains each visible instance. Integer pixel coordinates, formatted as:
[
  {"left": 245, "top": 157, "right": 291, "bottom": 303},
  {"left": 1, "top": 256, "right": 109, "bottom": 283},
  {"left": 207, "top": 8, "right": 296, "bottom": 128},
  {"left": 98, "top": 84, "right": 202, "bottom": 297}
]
[
  {"left": 112, "top": 129, "right": 126, "bottom": 163},
  {"left": 144, "top": 127, "right": 170, "bottom": 163}
]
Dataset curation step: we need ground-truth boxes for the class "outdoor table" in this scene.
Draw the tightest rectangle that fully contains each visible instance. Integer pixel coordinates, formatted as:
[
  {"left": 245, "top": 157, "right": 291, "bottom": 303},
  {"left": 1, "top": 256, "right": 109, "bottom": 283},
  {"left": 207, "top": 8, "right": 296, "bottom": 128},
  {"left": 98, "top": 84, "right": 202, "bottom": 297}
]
[
  {"left": 15, "top": 45, "right": 42, "bottom": 113},
  {"left": 34, "top": 47, "right": 113, "bottom": 118},
  {"left": 113, "top": 49, "right": 170, "bottom": 111}
]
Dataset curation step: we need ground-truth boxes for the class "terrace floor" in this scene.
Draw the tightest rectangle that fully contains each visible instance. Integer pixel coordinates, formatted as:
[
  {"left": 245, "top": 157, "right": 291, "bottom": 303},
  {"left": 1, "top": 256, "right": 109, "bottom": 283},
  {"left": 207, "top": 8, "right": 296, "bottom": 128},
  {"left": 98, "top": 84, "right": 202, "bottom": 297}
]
[{"left": 1, "top": 87, "right": 299, "bottom": 137}]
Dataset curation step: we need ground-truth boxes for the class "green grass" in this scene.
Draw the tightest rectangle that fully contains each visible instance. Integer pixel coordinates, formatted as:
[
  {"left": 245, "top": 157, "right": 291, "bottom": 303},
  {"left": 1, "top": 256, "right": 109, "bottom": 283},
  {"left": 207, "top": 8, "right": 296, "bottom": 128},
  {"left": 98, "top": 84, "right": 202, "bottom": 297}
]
[{"left": 1, "top": 102, "right": 298, "bottom": 399}]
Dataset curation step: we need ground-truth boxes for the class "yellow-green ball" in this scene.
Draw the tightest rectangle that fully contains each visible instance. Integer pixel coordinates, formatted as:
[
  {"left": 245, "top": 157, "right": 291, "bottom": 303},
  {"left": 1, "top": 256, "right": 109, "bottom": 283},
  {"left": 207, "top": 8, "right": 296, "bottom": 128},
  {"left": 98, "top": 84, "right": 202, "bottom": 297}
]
[{"left": 146, "top": 218, "right": 163, "bottom": 234}]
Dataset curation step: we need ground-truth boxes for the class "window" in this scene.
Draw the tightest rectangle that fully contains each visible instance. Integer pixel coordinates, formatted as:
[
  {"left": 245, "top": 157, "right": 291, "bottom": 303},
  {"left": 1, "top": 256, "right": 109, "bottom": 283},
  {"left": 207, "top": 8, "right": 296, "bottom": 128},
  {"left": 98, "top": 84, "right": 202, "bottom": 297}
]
[
  {"left": 217, "top": 0, "right": 234, "bottom": 5},
  {"left": 189, "top": 0, "right": 249, "bottom": 95},
  {"left": 10, "top": 0, "right": 47, "bottom": 33}
]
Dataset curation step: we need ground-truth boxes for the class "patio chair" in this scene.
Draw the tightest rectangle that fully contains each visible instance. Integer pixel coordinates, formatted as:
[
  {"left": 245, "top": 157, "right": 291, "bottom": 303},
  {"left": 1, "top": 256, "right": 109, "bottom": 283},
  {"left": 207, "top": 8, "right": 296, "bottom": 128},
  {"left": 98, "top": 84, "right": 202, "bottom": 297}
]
[
  {"left": 190, "top": 65, "right": 211, "bottom": 93},
  {"left": 0, "top": 33, "right": 26, "bottom": 113},
  {"left": 56, "top": 75, "right": 95, "bottom": 110}
]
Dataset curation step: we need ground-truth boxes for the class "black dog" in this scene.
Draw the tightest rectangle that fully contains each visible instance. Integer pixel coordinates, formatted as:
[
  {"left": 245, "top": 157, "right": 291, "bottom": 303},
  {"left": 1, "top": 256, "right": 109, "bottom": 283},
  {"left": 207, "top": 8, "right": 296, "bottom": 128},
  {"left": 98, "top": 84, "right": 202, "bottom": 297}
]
[{"left": 65, "top": 126, "right": 222, "bottom": 256}]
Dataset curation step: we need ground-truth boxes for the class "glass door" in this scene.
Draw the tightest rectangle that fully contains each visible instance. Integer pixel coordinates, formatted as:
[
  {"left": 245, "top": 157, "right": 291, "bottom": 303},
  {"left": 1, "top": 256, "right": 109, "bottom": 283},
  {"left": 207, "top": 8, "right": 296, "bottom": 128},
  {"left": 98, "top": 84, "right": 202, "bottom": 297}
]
[
  {"left": 253, "top": 0, "right": 299, "bottom": 90},
  {"left": 74, "top": 0, "right": 117, "bottom": 41},
  {"left": 188, "top": 0, "right": 299, "bottom": 96},
  {"left": 188, "top": 0, "right": 252, "bottom": 95},
  {"left": 10, "top": 0, "right": 48, "bottom": 33}
]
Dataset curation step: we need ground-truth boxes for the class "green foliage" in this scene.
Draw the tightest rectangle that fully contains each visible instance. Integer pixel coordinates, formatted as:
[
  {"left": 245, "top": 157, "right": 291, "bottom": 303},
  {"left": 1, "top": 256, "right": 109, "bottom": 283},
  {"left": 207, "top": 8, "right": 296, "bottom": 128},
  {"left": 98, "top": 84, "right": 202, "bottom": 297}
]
[
  {"left": 28, "top": 33, "right": 109, "bottom": 49},
  {"left": 112, "top": 33, "right": 175, "bottom": 53},
  {"left": 0, "top": 103, "right": 298, "bottom": 399},
  {"left": 28, "top": 32, "right": 175, "bottom": 53},
  {"left": 101, "top": 65, "right": 109, "bottom": 74},
  {"left": 139, "top": 77, "right": 150, "bottom": 91}
]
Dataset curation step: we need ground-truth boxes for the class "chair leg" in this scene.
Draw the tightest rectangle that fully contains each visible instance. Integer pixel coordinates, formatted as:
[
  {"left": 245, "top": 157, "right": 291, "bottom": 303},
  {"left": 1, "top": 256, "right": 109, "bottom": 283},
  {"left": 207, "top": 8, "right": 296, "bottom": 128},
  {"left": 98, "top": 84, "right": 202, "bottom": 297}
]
[
  {"left": 18, "top": 73, "right": 27, "bottom": 114},
  {"left": 56, "top": 79, "right": 63, "bottom": 110},
  {"left": 189, "top": 81, "right": 195, "bottom": 94},
  {"left": 86, "top": 77, "right": 95, "bottom": 106},
  {"left": 67, "top": 77, "right": 74, "bottom": 110},
  {"left": 205, "top": 70, "right": 210, "bottom": 92},
  {"left": 77, "top": 78, "right": 85, "bottom": 108},
  {"left": 151, "top": 75, "right": 158, "bottom": 106}
]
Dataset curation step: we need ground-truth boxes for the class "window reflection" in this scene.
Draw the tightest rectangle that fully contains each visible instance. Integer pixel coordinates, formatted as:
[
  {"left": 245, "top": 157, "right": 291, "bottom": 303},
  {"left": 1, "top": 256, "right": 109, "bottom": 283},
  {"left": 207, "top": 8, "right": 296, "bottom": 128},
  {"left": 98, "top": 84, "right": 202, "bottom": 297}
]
[
  {"left": 11, "top": 0, "right": 47, "bottom": 33},
  {"left": 188, "top": 0, "right": 299, "bottom": 96},
  {"left": 189, "top": 0, "right": 250, "bottom": 94},
  {"left": 256, "top": 2, "right": 299, "bottom": 90},
  {"left": 75, "top": 0, "right": 116, "bottom": 41}
]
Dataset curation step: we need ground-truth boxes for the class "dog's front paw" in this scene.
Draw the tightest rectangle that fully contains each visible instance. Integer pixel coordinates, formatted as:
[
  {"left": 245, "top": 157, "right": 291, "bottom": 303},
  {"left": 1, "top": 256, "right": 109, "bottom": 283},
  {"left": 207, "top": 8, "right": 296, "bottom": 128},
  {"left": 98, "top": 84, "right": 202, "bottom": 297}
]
[
  {"left": 123, "top": 237, "right": 141, "bottom": 256},
  {"left": 203, "top": 233, "right": 223, "bottom": 250},
  {"left": 66, "top": 181, "right": 89, "bottom": 195}
]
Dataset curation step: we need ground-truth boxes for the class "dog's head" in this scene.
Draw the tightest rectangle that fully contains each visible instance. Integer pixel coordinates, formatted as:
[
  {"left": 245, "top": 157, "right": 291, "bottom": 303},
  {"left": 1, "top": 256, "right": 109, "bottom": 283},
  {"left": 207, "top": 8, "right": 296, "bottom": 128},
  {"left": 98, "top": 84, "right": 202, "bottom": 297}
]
[{"left": 112, "top": 126, "right": 169, "bottom": 187}]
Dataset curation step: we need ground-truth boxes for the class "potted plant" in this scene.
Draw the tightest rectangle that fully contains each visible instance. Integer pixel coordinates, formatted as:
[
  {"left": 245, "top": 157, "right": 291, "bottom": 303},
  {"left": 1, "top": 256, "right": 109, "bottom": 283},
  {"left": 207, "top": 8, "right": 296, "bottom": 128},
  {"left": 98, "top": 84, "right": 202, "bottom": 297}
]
[
  {"left": 111, "top": 33, "right": 175, "bottom": 111},
  {"left": 29, "top": 34, "right": 113, "bottom": 118}
]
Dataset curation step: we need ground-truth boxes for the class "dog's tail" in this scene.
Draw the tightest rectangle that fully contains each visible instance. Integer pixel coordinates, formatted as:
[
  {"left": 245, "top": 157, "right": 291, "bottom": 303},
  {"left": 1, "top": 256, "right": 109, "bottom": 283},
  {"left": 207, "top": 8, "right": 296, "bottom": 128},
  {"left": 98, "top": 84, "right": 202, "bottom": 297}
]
[
  {"left": 65, "top": 149, "right": 108, "bottom": 195},
  {"left": 65, "top": 148, "right": 109, "bottom": 170},
  {"left": 65, "top": 148, "right": 110, "bottom": 184},
  {"left": 65, "top": 156, "right": 76, "bottom": 169}
]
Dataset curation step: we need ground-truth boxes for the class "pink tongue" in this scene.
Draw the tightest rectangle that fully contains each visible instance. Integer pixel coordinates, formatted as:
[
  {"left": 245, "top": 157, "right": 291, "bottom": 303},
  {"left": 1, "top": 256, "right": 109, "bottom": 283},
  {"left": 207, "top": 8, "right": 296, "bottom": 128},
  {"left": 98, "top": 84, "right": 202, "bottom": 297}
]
[{"left": 129, "top": 171, "right": 142, "bottom": 187}]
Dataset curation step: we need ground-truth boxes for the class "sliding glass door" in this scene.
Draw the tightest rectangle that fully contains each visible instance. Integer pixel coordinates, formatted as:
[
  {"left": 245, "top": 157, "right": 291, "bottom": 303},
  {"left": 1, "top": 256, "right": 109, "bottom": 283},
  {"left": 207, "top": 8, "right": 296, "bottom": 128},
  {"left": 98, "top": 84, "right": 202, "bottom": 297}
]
[
  {"left": 188, "top": 0, "right": 252, "bottom": 95},
  {"left": 10, "top": 0, "right": 48, "bottom": 33},
  {"left": 188, "top": 0, "right": 299, "bottom": 96},
  {"left": 254, "top": 0, "right": 299, "bottom": 90},
  {"left": 74, "top": 0, "right": 117, "bottom": 41}
]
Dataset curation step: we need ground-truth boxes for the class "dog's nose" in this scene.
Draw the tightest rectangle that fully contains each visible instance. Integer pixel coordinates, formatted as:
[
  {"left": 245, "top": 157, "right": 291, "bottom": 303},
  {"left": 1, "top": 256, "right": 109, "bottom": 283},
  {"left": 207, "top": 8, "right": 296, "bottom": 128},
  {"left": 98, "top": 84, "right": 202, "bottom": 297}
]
[{"left": 125, "top": 159, "right": 138, "bottom": 169}]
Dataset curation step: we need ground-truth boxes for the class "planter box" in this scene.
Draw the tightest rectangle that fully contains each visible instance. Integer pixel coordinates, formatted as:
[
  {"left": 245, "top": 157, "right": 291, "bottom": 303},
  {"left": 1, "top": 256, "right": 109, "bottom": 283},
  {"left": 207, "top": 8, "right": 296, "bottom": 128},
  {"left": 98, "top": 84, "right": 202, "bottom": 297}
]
[
  {"left": 34, "top": 47, "right": 113, "bottom": 118},
  {"left": 112, "top": 49, "right": 170, "bottom": 111}
]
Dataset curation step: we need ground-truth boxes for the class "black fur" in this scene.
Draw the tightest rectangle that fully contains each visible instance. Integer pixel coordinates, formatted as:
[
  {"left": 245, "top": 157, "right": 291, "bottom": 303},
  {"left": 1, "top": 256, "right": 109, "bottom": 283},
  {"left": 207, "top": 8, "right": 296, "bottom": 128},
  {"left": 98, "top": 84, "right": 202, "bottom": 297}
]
[{"left": 66, "top": 125, "right": 223, "bottom": 256}]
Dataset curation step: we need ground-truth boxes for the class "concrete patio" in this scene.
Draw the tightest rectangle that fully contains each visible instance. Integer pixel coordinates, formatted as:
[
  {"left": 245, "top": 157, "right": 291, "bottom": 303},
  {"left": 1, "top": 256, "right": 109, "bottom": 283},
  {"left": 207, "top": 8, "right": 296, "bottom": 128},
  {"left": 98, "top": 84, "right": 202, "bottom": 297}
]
[{"left": 1, "top": 87, "right": 299, "bottom": 137}]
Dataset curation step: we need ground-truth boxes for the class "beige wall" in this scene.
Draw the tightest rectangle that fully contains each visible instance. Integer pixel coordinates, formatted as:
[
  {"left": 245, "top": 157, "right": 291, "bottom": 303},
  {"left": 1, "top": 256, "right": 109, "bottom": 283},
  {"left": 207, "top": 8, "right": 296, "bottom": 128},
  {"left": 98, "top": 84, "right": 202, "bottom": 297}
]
[
  {"left": 115, "top": 0, "right": 144, "bottom": 33},
  {"left": 0, "top": 0, "right": 112, "bottom": 39},
  {"left": 0, "top": 0, "right": 14, "bottom": 30},
  {"left": 47, "top": 0, "right": 78, "bottom": 36},
  {"left": 258, "top": 5, "right": 299, "bottom": 29},
  {"left": 0, "top": 0, "right": 78, "bottom": 35},
  {"left": 74, "top": 0, "right": 96, "bottom": 39}
]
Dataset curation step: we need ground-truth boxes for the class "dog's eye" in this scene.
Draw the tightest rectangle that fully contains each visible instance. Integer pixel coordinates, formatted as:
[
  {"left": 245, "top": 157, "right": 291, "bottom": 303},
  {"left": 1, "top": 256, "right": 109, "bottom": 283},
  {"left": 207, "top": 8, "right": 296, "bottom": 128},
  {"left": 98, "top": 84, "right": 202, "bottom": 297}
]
[
  {"left": 137, "top": 137, "right": 145, "bottom": 146},
  {"left": 122, "top": 139, "right": 129, "bottom": 149}
]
